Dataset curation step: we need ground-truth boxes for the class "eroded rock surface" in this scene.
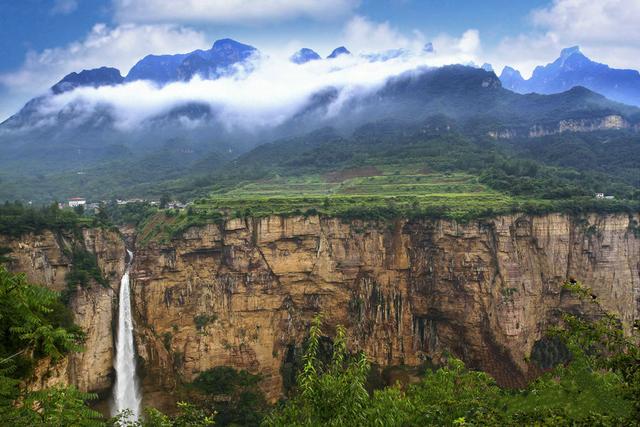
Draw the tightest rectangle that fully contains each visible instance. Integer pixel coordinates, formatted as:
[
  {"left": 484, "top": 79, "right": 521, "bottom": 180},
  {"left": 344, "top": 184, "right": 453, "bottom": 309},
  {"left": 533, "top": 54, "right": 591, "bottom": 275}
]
[
  {"left": 132, "top": 213, "right": 640, "bottom": 405},
  {"left": 1, "top": 228, "right": 125, "bottom": 394}
]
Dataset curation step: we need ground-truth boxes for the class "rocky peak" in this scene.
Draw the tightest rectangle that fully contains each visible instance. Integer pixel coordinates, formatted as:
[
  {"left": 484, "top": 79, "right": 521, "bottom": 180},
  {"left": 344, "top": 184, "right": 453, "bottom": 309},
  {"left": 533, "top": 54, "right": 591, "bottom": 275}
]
[
  {"left": 51, "top": 67, "right": 124, "bottom": 94},
  {"left": 327, "top": 46, "right": 350, "bottom": 59},
  {"left": 210, "top": 38, "right": 256, "bottom": 59},
  {"left": 499, "top": 66, "right": 526, "bottom": 92},
  {"left": 126, "top": 38, "right": 257, "bottom": 83},
  {"left": 500, "top": 66, "right": 523, "bottom": 79},
  {"left": 560, "top": 45, "right": 581, "bottom": 61},
  {"left": 290, "top": 48, "right": 321, "bottom": 64}
]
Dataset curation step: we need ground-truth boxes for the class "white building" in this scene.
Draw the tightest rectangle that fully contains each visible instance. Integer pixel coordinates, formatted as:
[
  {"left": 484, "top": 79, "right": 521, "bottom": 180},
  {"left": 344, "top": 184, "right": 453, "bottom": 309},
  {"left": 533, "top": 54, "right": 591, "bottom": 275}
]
[{"left": 68, "top": 197, "right": 86, "bottom": 207}]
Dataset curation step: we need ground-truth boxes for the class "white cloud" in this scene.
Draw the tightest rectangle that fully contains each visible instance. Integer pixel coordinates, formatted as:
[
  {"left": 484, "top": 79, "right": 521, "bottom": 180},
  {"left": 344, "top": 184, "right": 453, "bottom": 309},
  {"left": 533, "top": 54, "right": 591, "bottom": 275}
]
[
  {"left": 491, "top": 0, "right": 640, "bottom": 77},
  {"left": 113, "top": 0, "right": 360, "bottom": 24},
  {"left": 51, "top": 0, "right": 78, "bottom": 15},
  {"left": 0, "top": 24, "right": 208, "bottom": 120},
  {"left": 36, "top": 49, "right": 451, "bottom": 132},
  {"left": 431, "top": 29, "right": 481, "bottom": 64},
  {"left": 531, "top": 0, "right": 640, "bottom": 45},
  {"left": 343, "top": 15, "right": 425, "bottom": 53},
  {"left": 342, "top": 16, "right": 482, "bottom": 65}
]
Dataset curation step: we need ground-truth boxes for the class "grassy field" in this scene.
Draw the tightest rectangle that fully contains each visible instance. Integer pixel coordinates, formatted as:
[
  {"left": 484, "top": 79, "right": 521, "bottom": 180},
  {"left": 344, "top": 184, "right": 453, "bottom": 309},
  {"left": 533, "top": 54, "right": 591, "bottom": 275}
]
[
  {"left": 196, "top": 171, "right": 514, "bottom": 218},
  {"left": 135, "top": 167, "right": 638, "bottom": 245},
  {"left": 214, "top": 172, "right": 487, "bottom": 196},
  {"left": 139, "top": 171, "right": 505, "bottom": 243}
]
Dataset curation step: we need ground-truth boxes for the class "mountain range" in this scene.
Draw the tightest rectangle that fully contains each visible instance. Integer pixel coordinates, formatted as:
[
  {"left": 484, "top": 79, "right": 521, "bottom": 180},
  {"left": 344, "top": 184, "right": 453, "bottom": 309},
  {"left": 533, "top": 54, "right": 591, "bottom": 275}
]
[
  {"left": 0, "top": 39, "right": 639, "bottom": 203},
  {"left": 499, "top": 46, "right": 640, "bottom": 107}
]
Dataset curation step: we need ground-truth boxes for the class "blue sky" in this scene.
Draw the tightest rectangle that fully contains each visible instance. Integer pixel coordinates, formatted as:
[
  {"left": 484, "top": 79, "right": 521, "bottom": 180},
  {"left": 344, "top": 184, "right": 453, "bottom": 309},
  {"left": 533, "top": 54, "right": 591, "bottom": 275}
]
[{"left": 1, "top": 0, "right": 638, "bottom": 120}]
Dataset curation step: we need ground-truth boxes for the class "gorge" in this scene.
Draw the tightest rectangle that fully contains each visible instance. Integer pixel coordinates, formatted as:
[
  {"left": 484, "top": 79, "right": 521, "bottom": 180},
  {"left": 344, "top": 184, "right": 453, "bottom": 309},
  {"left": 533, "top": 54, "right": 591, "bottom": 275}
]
[{"left": 2, "top": 211, "right": 638, "bottom": 413}]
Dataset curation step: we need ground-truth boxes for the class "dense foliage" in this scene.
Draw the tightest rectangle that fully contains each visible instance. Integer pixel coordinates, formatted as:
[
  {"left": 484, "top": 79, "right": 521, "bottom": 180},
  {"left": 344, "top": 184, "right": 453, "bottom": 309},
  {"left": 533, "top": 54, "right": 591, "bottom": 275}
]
[
  {"left": 0, "top": 201, "right": 85, "bottom": 237},
  {"left": 0, "top": 265, "right": 94, "bottom": 424},
  {"left": 196, "top": 125, "right": 639, "bottom": 200},
  {"left": 265, "top": 297, "right": 640, "bottom": 426},
  {"left": 100, "top": 201, "right": 158, "bottom": 229},
  {"left": 187, "top": 366, "right": 268, "bottom": 426},
  {"left": 62, "top": 245, "right": 108, "bottom": 304},
  {"left": 124, "top": 125, "right": 637, "bottom": 231}
]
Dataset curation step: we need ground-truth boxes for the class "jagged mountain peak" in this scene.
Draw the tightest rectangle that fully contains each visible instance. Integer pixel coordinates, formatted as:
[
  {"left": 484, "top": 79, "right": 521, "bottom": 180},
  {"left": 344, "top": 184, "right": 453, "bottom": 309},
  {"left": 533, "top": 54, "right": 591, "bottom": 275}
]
[
  {"left": 327, "top": 46, "right": 350, "bottom": 59},
  {"left": 500, "top": 66, "right": 523, "bottom": 78},
  {"left": 290, "top": 48, "right": 321, "bottom": 64},
  {"left": 211, "top": 38, "right": 255, "bottom": 52},
  {"left": 125, "top": 38, "right": 256, "bottom": 83},
  {"left": 51, "top": 67, "right": 124, "bottom": 94},
  {"left": 481, "top": 63, "right": 494, "bottom": 72},
  {"left": 560, "top": 45, "right": 581, "bottom": 60},
  {"left": 499, "top": 46, "right": 640, "bottom": 106}
]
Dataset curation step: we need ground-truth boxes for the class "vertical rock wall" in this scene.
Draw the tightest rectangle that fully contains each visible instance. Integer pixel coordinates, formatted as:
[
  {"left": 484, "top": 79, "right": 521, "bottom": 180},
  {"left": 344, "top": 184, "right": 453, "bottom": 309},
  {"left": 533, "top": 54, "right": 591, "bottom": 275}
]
[{"left": 131, "top": 213, "right": 640, "bottom": 404}]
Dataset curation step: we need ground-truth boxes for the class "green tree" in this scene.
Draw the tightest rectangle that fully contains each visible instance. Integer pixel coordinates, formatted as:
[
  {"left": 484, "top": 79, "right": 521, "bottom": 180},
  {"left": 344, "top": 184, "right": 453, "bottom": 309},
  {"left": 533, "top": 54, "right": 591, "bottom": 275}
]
[
  {"left": 12, "top": 386, "right": 103, "bottom": 426},
  {"left": 189, "top": 366, "right": 266, "bottom": 426},
  {"left": 264, "top": 315, "right": 374, "bottom": 426},
  {"left": 0, "top": 266, "right": 82, "bottom": 368},
  {"left": 160, "top": 194, "right": 171, "bottom": 209},
  {"left": 111, "top": 402, "right": 216, "bottom": 427},
  {"left": 0, "top": 266, "right": 98, "bottom": 426},
  {"left": 263, "top": 298, "right": 639, "bottom": 426}
]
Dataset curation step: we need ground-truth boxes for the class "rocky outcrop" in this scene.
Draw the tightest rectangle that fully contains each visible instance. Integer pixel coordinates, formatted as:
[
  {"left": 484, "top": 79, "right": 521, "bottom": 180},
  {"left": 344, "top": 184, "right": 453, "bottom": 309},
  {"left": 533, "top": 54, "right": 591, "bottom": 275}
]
[
  {"left": 488, "top": 114, "right": 634, "bottom": 139},
  {"left": 1, "top": 228, "right": 126, "bottom": 394},
  {"left": 132, "top": 213, "right": 640, "bottom": 406}
]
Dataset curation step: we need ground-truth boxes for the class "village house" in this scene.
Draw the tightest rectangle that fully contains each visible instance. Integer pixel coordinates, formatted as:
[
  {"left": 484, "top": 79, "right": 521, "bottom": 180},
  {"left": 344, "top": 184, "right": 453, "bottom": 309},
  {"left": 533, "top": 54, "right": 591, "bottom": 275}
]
[
  {"left": 68, "top": 197, "right": 86, "bottom": 207},
  {"left": 595, "top": 193, "right": 615, "bottom": 200}
]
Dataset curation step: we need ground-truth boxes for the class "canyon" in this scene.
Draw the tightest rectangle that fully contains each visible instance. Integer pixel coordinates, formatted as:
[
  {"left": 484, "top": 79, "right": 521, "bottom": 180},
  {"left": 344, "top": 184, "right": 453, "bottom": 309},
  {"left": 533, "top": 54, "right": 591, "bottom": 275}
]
[{"left": 2, "top": 212, "right": 639, "bottom": 411}]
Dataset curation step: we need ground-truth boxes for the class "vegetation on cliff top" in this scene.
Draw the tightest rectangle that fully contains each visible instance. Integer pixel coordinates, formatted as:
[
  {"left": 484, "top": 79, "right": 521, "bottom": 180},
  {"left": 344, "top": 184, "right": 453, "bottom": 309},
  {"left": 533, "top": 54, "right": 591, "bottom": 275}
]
[
  {"left": 131, "top": 127, "right": 639, "bottom": 241},
  {"left": 190, "top": 126, "right": 639, "bottom": 202},
  {"left": 0, "top": 201, "right": 89, "bottom": 238}
]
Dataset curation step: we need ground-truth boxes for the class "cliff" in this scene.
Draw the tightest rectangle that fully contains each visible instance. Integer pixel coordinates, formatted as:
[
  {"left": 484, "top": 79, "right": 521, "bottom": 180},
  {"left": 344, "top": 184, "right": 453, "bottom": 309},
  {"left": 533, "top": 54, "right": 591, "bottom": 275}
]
[
  {"left": 0, "top": 228, "right": 126, "bottom": 394},
  {"left": 2, "top": 212, "right": 638, "bottom": 409},
  {"left": 487, "top": 114, "right": 637, "bottom": 139},
  {"left": 131, "top": 213, "right": 640, "bottom": 405}
]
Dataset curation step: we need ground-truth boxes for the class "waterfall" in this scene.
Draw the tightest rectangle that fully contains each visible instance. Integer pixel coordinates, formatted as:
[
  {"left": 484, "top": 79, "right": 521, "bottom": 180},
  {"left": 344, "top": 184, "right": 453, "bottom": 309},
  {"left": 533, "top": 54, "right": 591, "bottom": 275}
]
[{"left": 112, "top": 249, "right": 142, "bottom": 419}]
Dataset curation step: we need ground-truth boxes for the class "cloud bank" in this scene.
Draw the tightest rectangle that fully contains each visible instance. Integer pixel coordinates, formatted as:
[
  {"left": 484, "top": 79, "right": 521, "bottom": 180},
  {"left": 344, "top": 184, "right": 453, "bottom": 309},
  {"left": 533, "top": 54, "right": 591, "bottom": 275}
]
[
  {"left": 39, "top": 43, "right": 476, "bottom": 132},
  {"left": 0, "top": 24, "right": 208, "bottom": 121}
]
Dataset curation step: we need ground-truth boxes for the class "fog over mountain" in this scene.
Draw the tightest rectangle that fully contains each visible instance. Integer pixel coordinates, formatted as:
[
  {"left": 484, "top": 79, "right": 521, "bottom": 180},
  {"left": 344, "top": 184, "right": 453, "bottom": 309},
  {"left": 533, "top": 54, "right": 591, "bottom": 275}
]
[
  {"left": 1, "top": 39, "right": 451, "bottom": 134},
  {"left": 1, "top": 37, "right": 639, "bottom": 203}
]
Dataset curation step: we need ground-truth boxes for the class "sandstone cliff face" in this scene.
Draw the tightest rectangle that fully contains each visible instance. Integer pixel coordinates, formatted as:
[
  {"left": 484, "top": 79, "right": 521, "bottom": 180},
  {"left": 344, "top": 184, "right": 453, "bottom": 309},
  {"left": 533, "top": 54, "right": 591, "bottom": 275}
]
[
  {"left": 1, "top": 228, "right": 126, "bottom": 394},
  {"left": 132, "top": 213, "right": 640, "bottom": 404}
]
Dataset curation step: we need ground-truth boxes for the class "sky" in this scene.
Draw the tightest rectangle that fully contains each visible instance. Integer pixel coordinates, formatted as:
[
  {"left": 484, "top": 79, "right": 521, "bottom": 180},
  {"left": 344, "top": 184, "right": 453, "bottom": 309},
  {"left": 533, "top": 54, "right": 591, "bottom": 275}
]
[{"left": 1, "top": 0, "right": 639, "bottom": 121}]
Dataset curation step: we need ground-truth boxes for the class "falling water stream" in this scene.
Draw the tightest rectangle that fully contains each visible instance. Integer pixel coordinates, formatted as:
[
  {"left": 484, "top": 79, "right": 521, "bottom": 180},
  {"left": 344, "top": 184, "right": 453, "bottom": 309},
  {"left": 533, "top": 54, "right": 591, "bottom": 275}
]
[{"left": 112, "top": 249, "right": 142, "bottom": 419}]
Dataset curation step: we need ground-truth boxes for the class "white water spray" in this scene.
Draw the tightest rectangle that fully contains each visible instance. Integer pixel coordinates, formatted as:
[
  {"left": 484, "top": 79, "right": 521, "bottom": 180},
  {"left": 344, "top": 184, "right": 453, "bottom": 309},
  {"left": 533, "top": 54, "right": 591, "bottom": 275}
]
[{"left": 112, "top": 249, "right": 142, "bottom": 419}]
